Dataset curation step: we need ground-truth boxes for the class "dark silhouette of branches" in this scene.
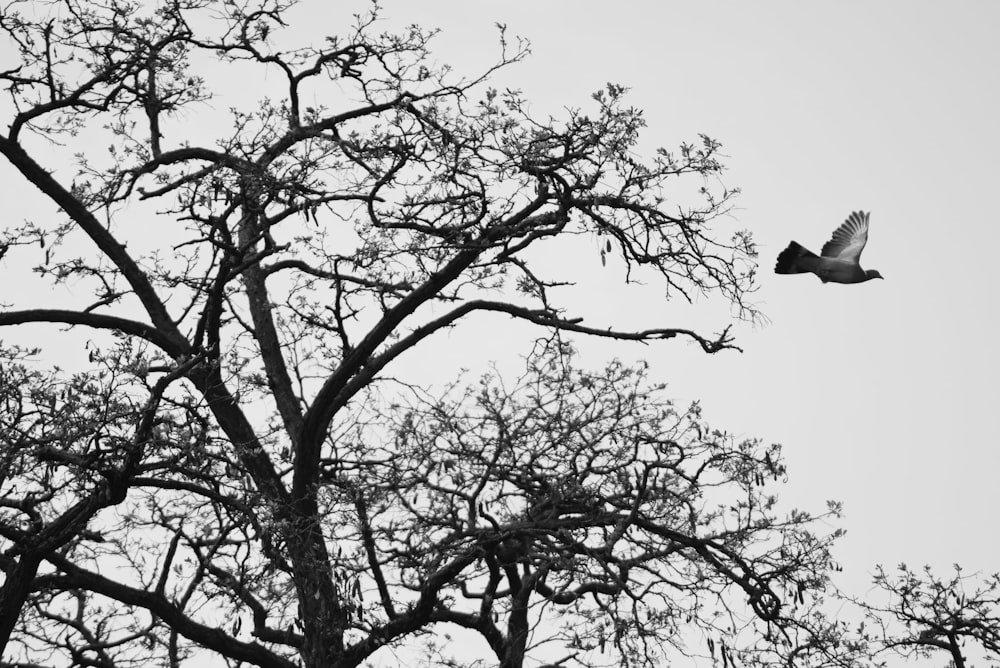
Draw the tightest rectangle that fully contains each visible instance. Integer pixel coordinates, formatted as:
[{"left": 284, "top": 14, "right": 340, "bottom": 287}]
[
  {"left": 0, "top": 2, "right": 854, "bottom": 667},
  {"left": 857, "top": 565, "right": 1000, "bottom": 668}
]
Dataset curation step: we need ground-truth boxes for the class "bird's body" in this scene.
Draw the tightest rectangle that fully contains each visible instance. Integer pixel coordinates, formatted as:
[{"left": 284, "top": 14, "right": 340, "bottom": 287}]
[{"left": 775, "top": 211, "right": 883, "bottom": 283}]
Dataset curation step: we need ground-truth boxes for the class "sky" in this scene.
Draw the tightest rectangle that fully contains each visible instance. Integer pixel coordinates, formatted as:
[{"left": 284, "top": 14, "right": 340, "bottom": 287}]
[
  {"left": 3, "top": 0, "right": 999, "bottom": 655},
  {"left": 350, "top": 0, "right": 1000, "bottom": 591}
]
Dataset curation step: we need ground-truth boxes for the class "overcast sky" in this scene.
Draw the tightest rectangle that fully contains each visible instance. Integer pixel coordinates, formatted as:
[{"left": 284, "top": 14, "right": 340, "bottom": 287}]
[
  {"left": 4, "top": 0, "right": 998, "bottom": 624},
  {"left": 351, "top": 0, "right": 1000, "bottom": 594}
]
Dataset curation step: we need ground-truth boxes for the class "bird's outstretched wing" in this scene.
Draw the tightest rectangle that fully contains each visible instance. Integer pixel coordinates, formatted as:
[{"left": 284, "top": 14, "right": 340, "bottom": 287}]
[{"left": 821, "top": 211, "right": 869, "bottom": 264}]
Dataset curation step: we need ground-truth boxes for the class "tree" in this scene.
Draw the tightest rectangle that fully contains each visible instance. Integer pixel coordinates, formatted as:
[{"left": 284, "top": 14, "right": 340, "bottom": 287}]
[
  {"left": 856, "top": 565, "right": 1000, "bottom": 668},
  {"left": 0, "top": 1, "right": 843, "bottom": 667}
]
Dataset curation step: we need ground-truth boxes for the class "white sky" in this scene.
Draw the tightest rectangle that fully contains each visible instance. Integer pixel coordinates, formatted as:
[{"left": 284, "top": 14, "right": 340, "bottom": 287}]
[{"left": 3, "top": 0, "right": 999, "bottom": 655}]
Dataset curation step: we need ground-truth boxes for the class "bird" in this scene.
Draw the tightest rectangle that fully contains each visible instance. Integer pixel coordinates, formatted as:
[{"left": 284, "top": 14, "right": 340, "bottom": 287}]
[{"left": 775, "top": 211, "right": 884, "bottom": 283}]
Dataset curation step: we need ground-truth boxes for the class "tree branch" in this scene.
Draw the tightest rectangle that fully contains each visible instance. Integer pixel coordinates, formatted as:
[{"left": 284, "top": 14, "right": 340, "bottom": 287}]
[
  {"left": 0, "top": 135, "right": 190, "bottom": 356},
  {"left": 0, "top": 308, "right": 184, "bottom": 356},
  {"left": 36, "top": 554, "right": 297, "bottom": 668}
]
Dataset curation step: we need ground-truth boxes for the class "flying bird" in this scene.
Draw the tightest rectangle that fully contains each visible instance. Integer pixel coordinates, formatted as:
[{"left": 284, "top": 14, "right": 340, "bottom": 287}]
[{"left": 775, "top": 211, "right": 883, "bottom": 283}]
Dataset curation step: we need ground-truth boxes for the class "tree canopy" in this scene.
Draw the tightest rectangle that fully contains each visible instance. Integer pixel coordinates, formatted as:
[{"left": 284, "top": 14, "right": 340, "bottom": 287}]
[{"left": 2, "top": 2, "right": 996, "bottom": 668}]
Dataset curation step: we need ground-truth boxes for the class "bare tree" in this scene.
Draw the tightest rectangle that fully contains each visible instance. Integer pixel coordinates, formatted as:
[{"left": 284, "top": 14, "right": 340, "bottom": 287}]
[
  {"left": 0, "top": 1, "right": 849, "bottom": 667},
  {"left": 856, "top": 565, "right": 1000, "bottom": 668}
]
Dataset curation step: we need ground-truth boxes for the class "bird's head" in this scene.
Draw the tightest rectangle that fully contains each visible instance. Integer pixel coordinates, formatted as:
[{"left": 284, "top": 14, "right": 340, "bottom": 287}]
[{"left": 865, "top": 269, "right": 884, "bottom": 280}]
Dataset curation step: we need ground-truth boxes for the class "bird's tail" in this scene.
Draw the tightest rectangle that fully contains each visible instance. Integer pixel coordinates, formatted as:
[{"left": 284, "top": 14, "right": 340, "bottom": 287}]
[{"left": 774, "top": 241, "right": 819, "bottom": 274}]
